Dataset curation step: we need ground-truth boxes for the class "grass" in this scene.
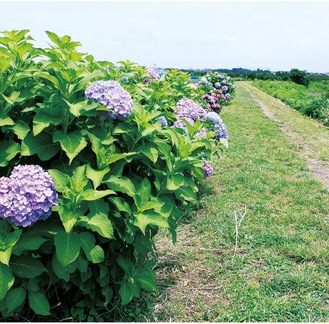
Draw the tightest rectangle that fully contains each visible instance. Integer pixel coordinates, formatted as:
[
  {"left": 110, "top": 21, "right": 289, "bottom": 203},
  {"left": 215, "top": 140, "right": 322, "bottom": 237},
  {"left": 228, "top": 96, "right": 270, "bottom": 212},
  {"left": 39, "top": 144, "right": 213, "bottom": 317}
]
[{"left": 145, "top": 81, "right": 329, "bottom": 322}]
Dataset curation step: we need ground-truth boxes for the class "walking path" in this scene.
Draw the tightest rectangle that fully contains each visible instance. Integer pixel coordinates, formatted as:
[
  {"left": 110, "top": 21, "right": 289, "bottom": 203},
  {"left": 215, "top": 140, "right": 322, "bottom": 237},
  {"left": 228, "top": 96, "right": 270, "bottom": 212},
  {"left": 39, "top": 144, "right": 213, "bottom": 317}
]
[{"left": 239, "top": 81, "right": 329, "bottom": 192}]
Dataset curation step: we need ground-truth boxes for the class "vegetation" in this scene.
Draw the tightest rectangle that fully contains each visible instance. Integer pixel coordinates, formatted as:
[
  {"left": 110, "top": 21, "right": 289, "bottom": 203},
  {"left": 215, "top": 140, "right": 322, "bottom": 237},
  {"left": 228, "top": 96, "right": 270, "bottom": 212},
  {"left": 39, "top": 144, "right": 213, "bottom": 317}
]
[
  {"left": 252, "top": 79, "right": 329, "bottom": 125},
  {"left": 144, "top": 82, "right": 329, "bottom": 322}
]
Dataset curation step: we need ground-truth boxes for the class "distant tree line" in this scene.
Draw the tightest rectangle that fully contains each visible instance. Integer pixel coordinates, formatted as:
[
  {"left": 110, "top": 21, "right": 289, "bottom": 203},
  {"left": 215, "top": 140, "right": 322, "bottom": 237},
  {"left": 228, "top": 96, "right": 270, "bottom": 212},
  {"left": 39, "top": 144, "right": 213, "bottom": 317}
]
[{"left": 168, "top": 67, "right": 329, "bottom": 86}]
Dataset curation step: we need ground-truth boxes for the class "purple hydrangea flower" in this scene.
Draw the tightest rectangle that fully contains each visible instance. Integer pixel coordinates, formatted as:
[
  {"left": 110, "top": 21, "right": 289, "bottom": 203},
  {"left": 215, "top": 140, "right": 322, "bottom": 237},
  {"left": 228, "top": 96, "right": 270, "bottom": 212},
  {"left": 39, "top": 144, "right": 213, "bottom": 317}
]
[
  {"left": 0, "top": 165, "right": 59, "bottom": 227},
  {"left": 203, "top": 158, "right": 214, "bottom": 179},
  {"left": 221, "top": 86, "right": 229, "bottom": 92},
  {"left": 143, "top": 68, "right": 161, "bottom": 83},
  {"left": 214, "top": 123, "right": 229, "bottom": 140},
  {"left": 225, "top": 93, "right": 232, "bottom": 100},
  {"left": 214, "top": 82, "right": 221, "bottom": 89},
  {"left": 204, "top": 112, "right": 223, "bottom": 125},
  {"left": 195, "top": 128, "right": 208, "bottom": 138},
  {"left": 85, "top": 80, "right": 133, "bottom": 120},
  {"left": 175, "top": 98, "right": 207, "bottom": 121}
]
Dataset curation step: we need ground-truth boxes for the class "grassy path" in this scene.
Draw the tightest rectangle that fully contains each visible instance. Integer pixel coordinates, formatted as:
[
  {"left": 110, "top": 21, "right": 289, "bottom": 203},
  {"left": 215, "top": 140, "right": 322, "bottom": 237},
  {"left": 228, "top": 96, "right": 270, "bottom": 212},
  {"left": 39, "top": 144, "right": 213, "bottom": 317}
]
[{"left": 150, "top": 81, "right": 329, "bottom": 322}]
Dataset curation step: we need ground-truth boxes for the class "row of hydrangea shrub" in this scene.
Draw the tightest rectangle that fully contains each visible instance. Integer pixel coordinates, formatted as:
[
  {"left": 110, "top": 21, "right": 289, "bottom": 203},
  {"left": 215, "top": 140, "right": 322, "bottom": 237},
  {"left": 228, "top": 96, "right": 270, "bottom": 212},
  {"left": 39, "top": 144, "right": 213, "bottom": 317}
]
[{"left": 0, "top": 30, "right": 234, "bottom": 320}]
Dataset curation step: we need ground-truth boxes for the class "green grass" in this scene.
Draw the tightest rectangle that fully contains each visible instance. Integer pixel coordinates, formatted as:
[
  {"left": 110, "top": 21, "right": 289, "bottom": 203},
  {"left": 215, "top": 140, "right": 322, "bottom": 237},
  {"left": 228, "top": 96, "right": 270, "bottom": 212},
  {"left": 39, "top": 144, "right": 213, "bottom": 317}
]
[{"left": 147, "top": 82, "right": 329, "bottom": 322}]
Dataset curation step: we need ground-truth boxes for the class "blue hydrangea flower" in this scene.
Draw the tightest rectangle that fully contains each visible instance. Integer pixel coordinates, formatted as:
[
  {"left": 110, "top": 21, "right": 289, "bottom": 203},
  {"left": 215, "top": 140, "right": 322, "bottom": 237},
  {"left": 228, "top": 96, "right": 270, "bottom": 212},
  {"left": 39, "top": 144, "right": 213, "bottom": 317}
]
[
  {"left": 214, "top": 82, "right": 221, "bottom": 89},
  {"left": 0, "top": 165, "right": 59, "bottom": 227},
  {"left": 203, "top": 112, "right": 223, "bottom": 125},
  {"left": 225, "top": 93, "right": 232, "bottom": 100},
  {"left": 203, "top": 158, "right": 214, "bottom": 179},
  {"left": 175, "top": 98, "right": 207, "bottom": 121},
  {"left": 85, "top": 80, "right": 133, "bottom": 120},
  {"left": 156, "top": 116, "right": 168, "bottom": 127},
  {"left": 214, "top": 123, "right": 229, "bottom": 140}
]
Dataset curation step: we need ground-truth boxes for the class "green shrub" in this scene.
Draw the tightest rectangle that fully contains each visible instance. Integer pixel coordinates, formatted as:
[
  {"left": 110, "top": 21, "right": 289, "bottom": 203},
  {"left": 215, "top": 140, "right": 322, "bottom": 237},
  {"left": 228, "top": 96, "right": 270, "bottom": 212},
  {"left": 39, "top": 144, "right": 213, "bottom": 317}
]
[{"left": 0, "top": 30, "right": 227, "bottom": 320}]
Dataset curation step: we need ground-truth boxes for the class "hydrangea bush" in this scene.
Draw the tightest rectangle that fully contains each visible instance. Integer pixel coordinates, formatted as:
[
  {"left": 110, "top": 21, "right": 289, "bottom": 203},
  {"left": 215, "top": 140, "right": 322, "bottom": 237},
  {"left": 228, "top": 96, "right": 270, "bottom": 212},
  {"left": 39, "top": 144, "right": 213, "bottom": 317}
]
[{"left": 0, "top": 30, "right": 230, "bottom": 321}]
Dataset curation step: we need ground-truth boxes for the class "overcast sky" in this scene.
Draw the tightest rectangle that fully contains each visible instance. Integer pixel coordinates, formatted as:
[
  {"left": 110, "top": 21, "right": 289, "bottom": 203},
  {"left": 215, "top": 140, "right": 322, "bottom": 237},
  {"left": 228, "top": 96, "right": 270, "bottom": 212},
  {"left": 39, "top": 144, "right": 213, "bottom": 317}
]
[{"left": 1, "top": 1, "right": 329, "bottom": 73}]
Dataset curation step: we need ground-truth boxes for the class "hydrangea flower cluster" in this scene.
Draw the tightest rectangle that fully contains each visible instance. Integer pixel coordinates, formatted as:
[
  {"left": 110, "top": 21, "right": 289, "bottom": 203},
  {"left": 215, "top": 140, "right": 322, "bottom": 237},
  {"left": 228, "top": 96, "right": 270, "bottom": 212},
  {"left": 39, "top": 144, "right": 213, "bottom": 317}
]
[
  {"left": 0, "top": 165, "right": 59, "bottom": 227},
  {"left": 156, "top": 116, "right": 168, "bottom": 127},
  {"left": 85, "top": 80, "right": 133, "bottom": 120},
  {"left": 204, "top": 111, "right": 223, "bottom": 125},
  {"left": 143, "top": 68, "right": 161, "bottom": 83},
  {"left": 203, "top": 158, "right": 214, "bottom": 179},
  {"left": 201, "top": 92, "right": 225, "bottom": 111},
  {"left": 214, "top": 122, "right": 229, "bottom": 140},
  {"left": 175, "top": 98, "right": 207, "bottom": 122}
]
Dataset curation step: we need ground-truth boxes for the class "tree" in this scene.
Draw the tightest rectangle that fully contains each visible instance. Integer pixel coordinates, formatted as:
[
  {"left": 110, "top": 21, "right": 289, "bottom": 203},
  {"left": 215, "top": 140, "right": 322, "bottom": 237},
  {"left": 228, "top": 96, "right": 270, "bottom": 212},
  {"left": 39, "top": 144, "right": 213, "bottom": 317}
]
[{"left": 289, "top": 68, "right": 310, "bottom": 86}]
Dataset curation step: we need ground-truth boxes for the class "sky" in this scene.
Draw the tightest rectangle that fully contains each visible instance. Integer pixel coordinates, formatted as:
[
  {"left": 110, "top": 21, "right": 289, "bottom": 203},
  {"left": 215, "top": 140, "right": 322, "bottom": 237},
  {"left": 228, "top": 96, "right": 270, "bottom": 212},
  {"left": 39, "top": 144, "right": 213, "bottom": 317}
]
[{"left": 1, "top": 0, "right": 329, "bottom": 73}]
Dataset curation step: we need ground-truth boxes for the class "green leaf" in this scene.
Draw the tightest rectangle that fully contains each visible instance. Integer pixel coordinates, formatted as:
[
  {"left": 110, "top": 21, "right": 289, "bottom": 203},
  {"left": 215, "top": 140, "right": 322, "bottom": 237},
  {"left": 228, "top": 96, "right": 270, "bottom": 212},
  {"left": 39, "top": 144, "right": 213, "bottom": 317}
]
[
  {"left": 108, "top": 197, "right": 132, "bottom": 214},
  {"left": 166, "top": 174, "right": 185, "bottom": 190},
  {"left": 119, "top": 282, "right": 134, "bottom": 306},
  {"left": 10, "top": 256, "right": 47, "bottom": 279},
  {"left": 140, "top": 145, "right": 158, "bottom": 163},
  {"left": 48, "top": 169, "right": 70, "bottom": 194},
  {"left": 63, "top": 98, "right": 89, "bottom": 117},
  {"left": 80, "top": 232, "right": 104, "bottom": 264},
  {"left": 57, "top": 206, "right": 79, "bottom": 233},
  {"left": 81, "top": 188, "right": 115, "bottom": 201},
  {"left": 53, "top": 130, "right": 87, "bottom": 164},
  {"left": 12, "top": 235, "right": 47, "bottom": 256},
  {"left": 135, "top": 274, "right": 157, "bottom": 292},
  {"left": 104, "top": 176, "right": 136, "bottom": 197},
  {"left": 21, "top": 133, "right": 59, "bottom": 161},
  {"left": 86, "top": 164, "right": 110, "bottom": 189},
  {"left": 33, "top": 111, "right": 62, "bottom": 136},
  {"left": 52, "top": 255, "right": 70, "bottom": 282},
  {"left": 55, "top": 231, "right": 81, "bottom": 267},
  {"left": 5, "top": 287, "right": 27, "bottom": 313},
  {"left": 10, "top": 120, "right": 30, "bottom": 140},
  {"left": 136, "top": 178, "right": 151, "bottom": 207},
  {"left": 78, "top": 214, "right": 114, "bottom": 239},
  {"left": 0, "top": 264, "right": 14, "bottom": 301},
  {"left": 28, "top": 291, "right": 51, "bottom": 316},
  {"left": 70, "top": 165, "right": 88, "bottom": 193},
  {"left": 0, "top": 250, "right": 12, "bottom": 266},
  {"left": 0, "top": 141, "right": 20, "bottom": 167},
  {"left": 0, "top": 111, "right": 14, "bottom": 127},
  {"left": 134, "top": 211, "right": 169, "bottom": 234}
]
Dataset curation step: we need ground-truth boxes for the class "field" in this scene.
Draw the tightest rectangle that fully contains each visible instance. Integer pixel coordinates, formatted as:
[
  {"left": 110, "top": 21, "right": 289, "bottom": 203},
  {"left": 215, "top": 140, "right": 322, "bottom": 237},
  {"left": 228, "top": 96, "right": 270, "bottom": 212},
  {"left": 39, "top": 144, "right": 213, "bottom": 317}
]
[
  {"left": 134, "top": 81, "right": 329, "bottom": 322},
  {"left": 252, "top": 79, "right": 329, "bottom": 125}
]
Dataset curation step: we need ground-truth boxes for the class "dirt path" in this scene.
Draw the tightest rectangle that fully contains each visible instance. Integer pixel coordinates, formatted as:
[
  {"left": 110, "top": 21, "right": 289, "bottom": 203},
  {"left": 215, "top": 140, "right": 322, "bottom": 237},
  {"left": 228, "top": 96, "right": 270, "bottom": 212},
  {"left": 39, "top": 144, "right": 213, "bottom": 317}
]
[{"left": 239, "top": 82, "right": 329, "bottom": 192}]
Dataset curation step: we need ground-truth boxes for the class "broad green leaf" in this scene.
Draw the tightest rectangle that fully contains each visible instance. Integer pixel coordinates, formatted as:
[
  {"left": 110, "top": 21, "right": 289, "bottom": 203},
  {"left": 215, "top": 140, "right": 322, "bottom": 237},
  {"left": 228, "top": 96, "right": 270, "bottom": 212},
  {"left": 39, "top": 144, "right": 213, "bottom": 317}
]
[
  {"left": 85, "top": 165, "right": 110, "bottom": 189},
  {"left": 140, "top": 145, "right": 158, "bottom": 163},
  {"left": 166, "top": 174, "right": 185, "bottom": 190},
  {"left": 48, "top": 169, "right": 70, "bottom": 194},
  {"left": 81, "top": 188, "right": 115, "bottom": 201},
  {"left": 55, "top": 231, "right": 81, "bottom": 267},
  {"left": 0, "top": 111, "right": 14, "bottom": 127},
  {"left": 0, "top": 264, "right": 14, "bottom": 301},
  {"left": 0, "top": 228, "right": 22, "bottom": 264},
  {"left": 28, "top": 291, "right": 51, "bottom": 316},
  {"left": 10, "top": 120, "right": 30, "bottom": 140},
  {"left": 10, "top": 256, "right": 47, "bottom": 279},
  {"left": 134, "top": 211, "right": 169, "bottom": 234},
  {"left": 70, "top": 165, "right": 88, "bottom": 193},
  {"left": 119, "top": 282, "right": 134, "bottom": 306},
  {"left": 106, "top": 152, "right": 137, "bottom": 165},
  {"left": 52, "top": 255, "right": 70, "bottom": 282},
  {"left": 135, "top": 275, "right": 157, "bottom": 292},
  {"left": 108, "top": 197, "right": 132, "bottom": 214},
  {"left": 63, "top": 98, "right": 89, "bottom": 117},
  {"left": 0, "top": 141, "right": 20, "bottom": 167},
  {"left": 33, "top": 111, "right": 62, "bottom": 136},
  {"left": 57, "top": 206, "right": 79, "bottom": 233},
  {"left": 175, "top": 186, "right": 198, "bottom": 202},
  {"left": 0, "top": 250, "right": 12, "bottom": 266},
  {"left": 12, "top": 235, "right": 47, "bottom": 256},
  {"left": 78, "top": 214, "right": 114, "bottom": 239},
  {"left": 5, "top": 287, "right": 27, "bottom": 313},
  {"left": 139, "top": 200, "right": 164, "bottom": 213},
  {"left": 21, "top": 133, "right": 59, "bottom": 161},
  {"left": 80, "top": 232, "right": 104, "bottom": 264},
  {"left": 104, "top": 176, "right": 136, "bottom": 197},
  {"left": 53, "top": 130, "right": 87, "bottom": 164},
  {"left": 136, "top": 178, "right": 151, "bottom": 207}
]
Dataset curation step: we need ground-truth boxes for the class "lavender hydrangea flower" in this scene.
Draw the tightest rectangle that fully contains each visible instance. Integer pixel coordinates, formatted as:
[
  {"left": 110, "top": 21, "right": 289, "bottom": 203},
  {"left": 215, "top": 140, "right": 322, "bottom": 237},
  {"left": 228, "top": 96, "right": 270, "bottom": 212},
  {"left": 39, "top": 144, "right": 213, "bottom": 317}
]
[
  {"left": 221, "top": 86, "right": 228, "bottom": 92},
  {"left": 175, "top": 98, "right": 207, "bottom": 121},
  {"left": 214, "top": 82, "right": 221, "bottom": 89},
  {"left": 195, "top": 128, "right": 208, "bottom": 138},
  {"left": 225, "top": 93, "right": 232, "bottom": 100},
  {"left": 214, "top": 123, "right": 229, "bottom": 140},
  {"left": 204, "top": 112, "right": 223, "bottom": 125},
  {"left": 203, "top": 158, "right": 214, "bottom": 179},
  {"left": 85, "top": 80, "right": 133, "bottom": 120},
  {"left": 0, "top": 165, "right": 59, "bottom": 227},
  {"left": 143, "top": 68, "right": 161, "bottom": 83}
]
